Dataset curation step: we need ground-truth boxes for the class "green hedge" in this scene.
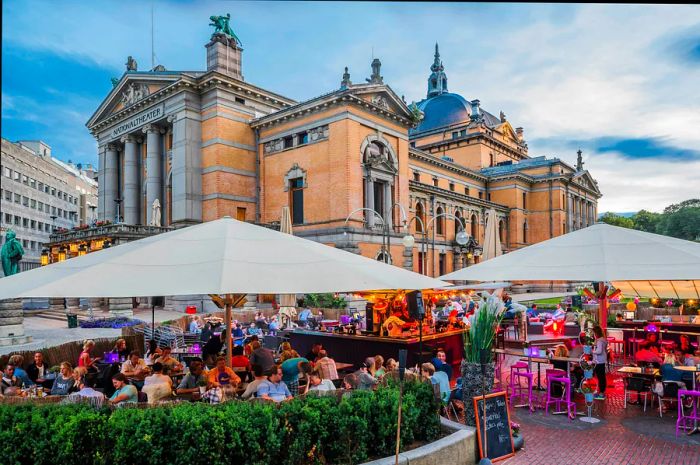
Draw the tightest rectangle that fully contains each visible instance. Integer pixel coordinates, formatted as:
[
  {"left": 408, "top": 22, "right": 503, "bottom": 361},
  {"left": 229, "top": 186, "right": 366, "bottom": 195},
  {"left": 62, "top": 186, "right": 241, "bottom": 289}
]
[{"left": 0, "top": 381, "right": 439, "bottom": 465}]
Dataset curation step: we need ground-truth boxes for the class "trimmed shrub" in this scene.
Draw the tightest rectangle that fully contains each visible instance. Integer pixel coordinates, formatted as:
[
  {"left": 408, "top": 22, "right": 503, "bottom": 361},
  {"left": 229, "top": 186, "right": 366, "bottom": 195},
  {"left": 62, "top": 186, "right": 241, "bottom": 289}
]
[{"left": 0, "top": 381, "right": 439, "bottom": 465}]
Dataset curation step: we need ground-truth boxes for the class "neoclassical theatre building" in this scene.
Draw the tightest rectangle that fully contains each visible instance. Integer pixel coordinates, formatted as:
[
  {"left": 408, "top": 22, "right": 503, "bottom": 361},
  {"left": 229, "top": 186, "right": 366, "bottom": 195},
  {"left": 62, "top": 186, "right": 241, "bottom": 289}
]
[{"left": 85, "top": 24, "right": 601, "bottom": 282}]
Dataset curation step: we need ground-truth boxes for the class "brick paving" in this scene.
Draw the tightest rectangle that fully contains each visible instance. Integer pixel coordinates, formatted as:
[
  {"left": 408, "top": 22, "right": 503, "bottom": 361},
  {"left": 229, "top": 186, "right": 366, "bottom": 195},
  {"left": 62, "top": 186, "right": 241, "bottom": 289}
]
[{"left": 491, "top": 356, "right": 700, "bottom": 465}]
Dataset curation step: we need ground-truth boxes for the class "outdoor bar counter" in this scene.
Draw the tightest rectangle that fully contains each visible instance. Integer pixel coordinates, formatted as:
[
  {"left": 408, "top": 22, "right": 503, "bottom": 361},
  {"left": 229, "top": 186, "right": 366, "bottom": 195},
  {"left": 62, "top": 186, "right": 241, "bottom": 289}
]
[
  {"left": 617, "top": 319, "right": 700, "bottom": 346},
  {"left": 287, "top": 328, "right": 466, "bottom": 377}
]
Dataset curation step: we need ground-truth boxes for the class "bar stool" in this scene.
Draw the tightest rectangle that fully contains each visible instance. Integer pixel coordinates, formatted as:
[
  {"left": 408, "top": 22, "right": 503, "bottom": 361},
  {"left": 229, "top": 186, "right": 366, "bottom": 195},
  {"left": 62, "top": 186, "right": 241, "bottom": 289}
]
[
  {"left": 510, "top": 371, "right": 535, "bottom": 412},
  {"left": 545, "top": 375, "right": 576, "bottom": 419},
  {"left": 509, "top": 361, "right": 529, "bottom": 386},
  {"left": 677, "top": 390, "right": 700, "bottom": 437},
  {"left": 628, "top": 337, "right": 645, "bottom": 361}
]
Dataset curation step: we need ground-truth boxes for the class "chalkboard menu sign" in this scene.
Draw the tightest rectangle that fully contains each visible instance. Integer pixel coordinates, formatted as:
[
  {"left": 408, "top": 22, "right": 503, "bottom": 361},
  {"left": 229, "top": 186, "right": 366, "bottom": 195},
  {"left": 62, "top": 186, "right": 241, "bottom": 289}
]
[{"left": 473, "top": 391, "right": 515, "bottom": 462}]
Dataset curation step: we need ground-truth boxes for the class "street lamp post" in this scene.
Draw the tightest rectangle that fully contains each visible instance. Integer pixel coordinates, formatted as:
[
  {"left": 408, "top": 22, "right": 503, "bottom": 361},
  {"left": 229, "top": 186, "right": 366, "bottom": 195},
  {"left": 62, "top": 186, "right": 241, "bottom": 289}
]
[
  {"left": 404, "top": 216, "right": 428, "bottom": 274},
  {"left": 425, "top": 213, "right": 469, "bottom": 277},
  {"left": 343, "top": 207, "right": 388, "bottom": 262}
]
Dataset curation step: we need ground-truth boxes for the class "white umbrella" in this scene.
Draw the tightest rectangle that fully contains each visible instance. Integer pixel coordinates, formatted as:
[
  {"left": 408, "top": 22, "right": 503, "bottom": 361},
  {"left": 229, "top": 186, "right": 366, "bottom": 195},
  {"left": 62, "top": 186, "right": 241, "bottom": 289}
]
[
  {"left": 0, "top": 216, "right": 448, "bottom": 299},
  {"left": 439, "top": 223, "right": 700, "bottom": 329},
  {"left": 481, "top": 208, "right": 502, "bottom": 261}
]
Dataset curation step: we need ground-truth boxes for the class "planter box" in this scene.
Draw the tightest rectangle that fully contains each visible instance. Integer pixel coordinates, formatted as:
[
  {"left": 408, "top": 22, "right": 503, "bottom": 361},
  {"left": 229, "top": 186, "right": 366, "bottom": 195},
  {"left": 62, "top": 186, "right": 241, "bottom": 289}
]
[{"left": 362, "top": 417, "right": 476, "bottom": 465}]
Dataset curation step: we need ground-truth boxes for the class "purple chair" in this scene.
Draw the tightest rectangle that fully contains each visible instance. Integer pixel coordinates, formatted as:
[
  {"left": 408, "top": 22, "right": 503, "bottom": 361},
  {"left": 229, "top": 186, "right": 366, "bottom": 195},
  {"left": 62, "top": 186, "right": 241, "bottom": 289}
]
[
  {"left": 545, "top": 375, "right": 576, "bottom": 419},
  {"left": 677, "top": 390, "right": 700, "bottom": 437},
  {"left": 510, "top": 371, "right": 535, "bottom": 412},
  {"left": 339, "top": 315, "right": 351, "bottom": 325}
]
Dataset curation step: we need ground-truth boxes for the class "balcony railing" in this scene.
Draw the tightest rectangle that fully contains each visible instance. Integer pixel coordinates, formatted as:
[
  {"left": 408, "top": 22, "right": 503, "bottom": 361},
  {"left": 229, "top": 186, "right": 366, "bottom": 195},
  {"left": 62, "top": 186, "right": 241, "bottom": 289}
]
[{"left": 49, "top": 223, "right": 173, "bottom": 243}]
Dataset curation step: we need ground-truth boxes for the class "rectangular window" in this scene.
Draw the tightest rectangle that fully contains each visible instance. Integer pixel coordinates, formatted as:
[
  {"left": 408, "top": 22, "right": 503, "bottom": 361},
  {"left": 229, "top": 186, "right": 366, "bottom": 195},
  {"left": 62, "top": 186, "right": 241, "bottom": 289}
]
[
  {"left": 23, "top": 218, "right": 29, "bottom": 228},
  {"left": 52, "top": 206, "right": 56, "bottom": 215},
  {"left": 30, "top": 220, "right": 36, "bottom": 229},
  {"left": 23, "top": 240, "right": 29, "bottom": 248},
  {"left": 487, "top": 193, "right": 491, "bottom": 201},
  {"left": 30, "top": 178, "right": 36, "bottom": 188},
  {"left": 45, "top": 223, "right": 51, "bottom": 232},
  {"left": 439, "top": 253, "right": 447, "bottom": 276},
  {"left": 38, "top": 201, "right": 43, "bottom": 211},
  {"left": 460, "top": 129, "right": 467, "bottom": 137},
  {"left": 45, "top": 185, "right": 49, "bottom": 194},
  {"left": 283, "top": 136, "right": 294, "bottom": 149},
  {"left": 3, "top": 167, "right": 10, "bottom": 177},
  {"left": 465, "top": 186, "right": 470, "bottom": 196},
  {"left": 14, "top": 171, "right": 20, "bottom": 181},
  {"left": 22, "top": 175, "right": 28, "bottom": 185},
  {"left": 478, "top": 192, "right": 483, "bottom": 199},
  {"left": 14, "top": 193, "right": 20, "bottom": 204},
  {"left": 417, "top": 251, "right": 425, "bottom": 275},
  {"left": 410, "top": 142, "right": 416, "bottom": 148},
  {"left": 297, "top": 132, "right": 308, "bottom": 145},
  {"left": 14, "top": 216, "right": 20, "bottom": 226},
  {"left": 452, "top": 131, "right": 458, "bottom": 139},
  {"left": 4, "top": 190, "right": 11, "bottom": 201},
  {"left": 22, "top": 196, "right": 29, "bottom": 207},
  {"left": 38, "top": 182, "right": 44, "bottom": 191},
  {"left": 523, "top": 192, "right": 527, "bottom": 209},
  {"left": 51, "top": 187, "right": 56, "bottom": 196},
  {"left": 236, "top": 207, "right": 246, "bottom": 222},
  {"left": 30, "top": 241, "right": 35, "bottom": 250},
  {"left": 433, "top": 178, "right": 439, "bottom": 187},
  {"left": 449, "top": 182, "right": 455, "bottom": 192},
  {"left": 30, "top": 199, "right": 36, "bottom": 209},
  {"left": 413, "top": 171, "right": 420, "bottom": 182},
  {"left": 37, "top": 221, "right": 42, "bottom": 231},
  {"left": 290, "top": 178, "right": 304, "bottom": 225},
  {"left": 4, "top": 213, "right": 11, "bottom": 224},
  {"left": 63, "top": 210, "right": 67, "bottom": 218},
  {"left": 235, "top": 97, "right": 245, "bottom": 105}
]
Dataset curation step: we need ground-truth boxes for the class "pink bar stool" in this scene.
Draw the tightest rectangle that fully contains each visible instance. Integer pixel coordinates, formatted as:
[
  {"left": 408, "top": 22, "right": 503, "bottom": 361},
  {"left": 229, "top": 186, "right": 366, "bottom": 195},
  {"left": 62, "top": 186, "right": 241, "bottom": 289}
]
[
  {"left": 509, "top": 361, "right": 528, "bottom": 385},
  {"left": 545, "top": 376, "right": 576, "bottom": 419},
  {"left": 510, "top": 371, "right": 535, "bottom": 412},
  {"left": 628, "top": 337, "right": 645, "bottom": 360},
  {"left": 677, "top": 390, "right": 700, "bottom": 437}
]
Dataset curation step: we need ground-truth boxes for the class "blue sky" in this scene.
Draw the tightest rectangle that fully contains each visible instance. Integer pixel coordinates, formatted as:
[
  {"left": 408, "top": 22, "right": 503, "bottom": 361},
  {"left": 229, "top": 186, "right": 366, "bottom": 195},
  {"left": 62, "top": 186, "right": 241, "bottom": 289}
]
[{"left": 3, "top": 1, "right": 700, "bottom": 212}]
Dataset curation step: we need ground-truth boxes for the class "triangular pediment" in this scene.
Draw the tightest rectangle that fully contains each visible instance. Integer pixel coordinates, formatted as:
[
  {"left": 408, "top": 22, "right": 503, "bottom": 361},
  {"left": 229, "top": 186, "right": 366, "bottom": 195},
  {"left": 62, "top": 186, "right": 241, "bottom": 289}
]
[
  {"left": 495, "top": 121, "right": 518, "bottom": 143},
  {"left": 87, "top": 72, "right": 182, "bottom": 128},
  {"left": 350, "top": 86, "right": 414, "bottom": 120},
  {"left": 572, "top": 170, "right": 600, "bottom": 195}
]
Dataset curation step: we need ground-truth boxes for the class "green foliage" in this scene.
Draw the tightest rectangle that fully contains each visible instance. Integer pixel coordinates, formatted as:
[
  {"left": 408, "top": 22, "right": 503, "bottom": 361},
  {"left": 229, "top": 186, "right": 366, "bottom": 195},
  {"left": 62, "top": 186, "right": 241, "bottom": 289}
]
[
  {"left": 464, "top": 293, "right": 504, "bottom": 364},
  {"left": 303, "top": 293, "right": 347, "bottom": 309},
  {"left": 600, "top": 199, "right": 700, "bottom": 242},
  {"left": 0, "top": 383, "right": 439, "bottom": 465}
]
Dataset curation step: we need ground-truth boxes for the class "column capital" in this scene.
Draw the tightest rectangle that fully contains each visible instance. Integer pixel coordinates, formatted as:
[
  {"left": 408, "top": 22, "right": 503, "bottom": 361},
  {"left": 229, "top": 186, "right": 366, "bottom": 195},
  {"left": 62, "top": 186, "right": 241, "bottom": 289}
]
[
  {"left": 142, "top": 124, "right": 159, "bottom": 135},
  {"left": 106, "top": 143, "right": 119, "bottom": 152},
  {"left": 167, "top": 114, "right": 177, "bottom": 124},
  {"left": 121, "top": 134, "right": 142, "bottom": 144}
]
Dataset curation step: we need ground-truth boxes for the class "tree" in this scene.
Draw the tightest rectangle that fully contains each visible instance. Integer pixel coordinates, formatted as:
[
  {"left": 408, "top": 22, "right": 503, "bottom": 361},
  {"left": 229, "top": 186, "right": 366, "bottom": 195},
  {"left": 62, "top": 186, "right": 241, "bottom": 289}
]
[
  {"left": 631, "top": 209, "right": 661, "bottom": 233},
  {"left": 599, "top": 212, "right": 634, "bottom": 229},
  {"left": 656, "top": 206, "right": 700, "bottom": 241},
  {"left": 663, "top": 199, "right": 700, "bottom": 214}
]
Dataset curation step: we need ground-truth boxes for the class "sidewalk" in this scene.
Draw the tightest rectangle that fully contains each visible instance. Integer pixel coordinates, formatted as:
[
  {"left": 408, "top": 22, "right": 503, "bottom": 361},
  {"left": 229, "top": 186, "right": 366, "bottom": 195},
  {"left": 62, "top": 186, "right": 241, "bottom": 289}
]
[{"left": 0, "top": 307, "right": 186, "bottom": 355}]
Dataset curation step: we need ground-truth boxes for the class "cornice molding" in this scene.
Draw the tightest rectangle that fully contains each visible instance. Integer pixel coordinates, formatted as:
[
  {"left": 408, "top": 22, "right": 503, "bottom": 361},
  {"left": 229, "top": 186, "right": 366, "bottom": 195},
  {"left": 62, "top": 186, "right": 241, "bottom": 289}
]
[
  {"left": 409, "top": 180, "right": 511, "bottom": 213},
  {"left": 408, "top": 149, "right": 487, "bottom": 183}
]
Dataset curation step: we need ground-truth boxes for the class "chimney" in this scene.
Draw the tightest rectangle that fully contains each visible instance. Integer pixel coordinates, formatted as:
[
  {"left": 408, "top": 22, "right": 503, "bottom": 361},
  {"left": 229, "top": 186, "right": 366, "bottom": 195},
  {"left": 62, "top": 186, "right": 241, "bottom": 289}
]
[
  {"left": 205, "top": 34, "right": 243, "bottom": 80},
  {"left": 515, "top": 127, "right": 524, "bottom": 142},
  {"left": 470, "top": 99, "right": 481, "bottom": 121}
]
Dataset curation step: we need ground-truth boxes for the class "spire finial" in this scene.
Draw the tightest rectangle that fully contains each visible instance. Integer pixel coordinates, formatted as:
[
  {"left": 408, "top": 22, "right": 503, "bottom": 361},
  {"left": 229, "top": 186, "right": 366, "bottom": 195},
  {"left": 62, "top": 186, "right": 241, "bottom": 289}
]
[
  {"left": 367, "top": 58, "right": 383, "bottom": 84},
  {"left": 576, "top": 149, "right": 584, "bottom": 171}
]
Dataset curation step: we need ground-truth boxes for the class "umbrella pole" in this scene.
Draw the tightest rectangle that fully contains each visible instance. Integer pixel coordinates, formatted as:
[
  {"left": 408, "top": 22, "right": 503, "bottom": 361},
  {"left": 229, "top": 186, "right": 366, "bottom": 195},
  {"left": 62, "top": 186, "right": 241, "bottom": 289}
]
[{"left": 225, "top": 294, "right": 233, "bottom": 368}]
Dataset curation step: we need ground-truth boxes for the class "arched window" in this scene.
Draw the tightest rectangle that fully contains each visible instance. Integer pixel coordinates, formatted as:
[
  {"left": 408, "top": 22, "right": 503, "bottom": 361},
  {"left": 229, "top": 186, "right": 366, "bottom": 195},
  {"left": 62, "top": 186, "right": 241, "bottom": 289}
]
[
  {"left": 471, "top": 214, "right": 478, "bottom": 241},
  {"left": 415, "top": 202, "right": 425, "bottom": 233},
  {"left": 499, "top": 219, "right": 506, "bottom": 245},
  {"left": 454, "top": 210, "right": 463, "bottom": 239},
  {"left": 362, "top": 137, "right": 397, "bottom": 229},
  {"left": 436, "top": 206, "right": 445, "bottom": 236},
  {"left": 523, "top": 221, "right": 528, "bottom": 244},
  {"left": 376, "top": 250, "right": 392, "bottom": 264}
]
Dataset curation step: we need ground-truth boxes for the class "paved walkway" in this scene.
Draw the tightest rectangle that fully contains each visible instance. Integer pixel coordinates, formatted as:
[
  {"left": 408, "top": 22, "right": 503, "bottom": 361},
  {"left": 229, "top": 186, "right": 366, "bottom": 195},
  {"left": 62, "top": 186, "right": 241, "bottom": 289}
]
[
  {"left": 493, "top": 355, "right": 700, "bottom": 465},
  {"left": 0, "top": 308, "right": 185, "bottom": 355}
]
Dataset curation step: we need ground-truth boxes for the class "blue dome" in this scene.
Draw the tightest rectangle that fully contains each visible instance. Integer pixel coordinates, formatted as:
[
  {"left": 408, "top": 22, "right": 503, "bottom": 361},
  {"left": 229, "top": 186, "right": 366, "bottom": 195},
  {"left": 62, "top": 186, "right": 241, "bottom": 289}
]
[{"left": 410, "top": 93, "right": 471, "bottom": 135}]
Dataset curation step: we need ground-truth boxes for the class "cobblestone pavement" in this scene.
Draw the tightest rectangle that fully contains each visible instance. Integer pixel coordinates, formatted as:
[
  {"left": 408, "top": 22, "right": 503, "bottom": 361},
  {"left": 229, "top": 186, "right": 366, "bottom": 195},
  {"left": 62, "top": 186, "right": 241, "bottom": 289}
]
[{"left": 493, "top": 356, "right": 700, "bottom": 465}]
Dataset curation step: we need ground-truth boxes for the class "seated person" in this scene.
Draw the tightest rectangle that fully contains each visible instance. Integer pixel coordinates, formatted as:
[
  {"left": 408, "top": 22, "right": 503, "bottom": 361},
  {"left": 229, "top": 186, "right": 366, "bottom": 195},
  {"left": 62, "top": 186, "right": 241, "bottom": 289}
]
[
  {"left": 526, "top": 304, "right": 538, "bottom": 318},
  {"left": 244, "top": 335, "right": 260, "bottom": 356},
  {"left": 315, "top": 350, "right": 338, "bottom": 380},
  {"left": 249, "top": 341, "right": 275, "bottom": 374},
  {"left": 177, "top": 361, "right": 207, "bottom": 400},
  {"left": 241, "top": 364, "right": 267, "bottom": 399},
  {"left": 353, "top": 359, "right": 379, "bottom": 390},
  {"left": 635, "top": 347, "right": 662, "bottom": 366},
  {"left": 1, "top": 363, "right": 22, "bottom": 396},
  {"left": 298, "top": 307, "right": 313, "bottom": 324},
  {"left": 257, "top": 365, "right": 293, "bottom": 402},
  {"left": 374, "top": 355, "right": 386, "bottom": 378},
  {"left": 232, "top": 323, "right": 245, "bottom": 338},
  {"left": 305, "top": 343, "right": 323, "bottom": 362},
  {"left": 154, "top": 347, "right": 183, "bottom": 373},
  {"left": 111, "top": 338, "right": 130, "bottom": 360},
  {"left": 63, "top": 376, "right": 106, "bottom": 408},
  {"left": 431, "top": 350, "right": 453, "bottom": 380},
  {"left": 281, "top": 357, "right": 310, "bottom": 396},
  {"left": 308, "top": 369, "right": 336, "bottom": 392},
  {"left": 642, "top": 333, "right": 661, "bottom": 352},
  {"left": 109, "top": 373, "right": 138, "bottom": 406},
  {"left": 142, "top": 363, "right": 173, "bottom": 404},
  {"left": 342, "top": 373, "right": 360, "bottom": 391},
  {"left": 247, "top": 322, "right": 261, "bottom": 337},
  {"left": 27, "top": 352, "right": 50, "bottom": 388},
  {"left": 7, "top": 355, "right": 33, "bottom": 387},
  {"left": 121, "top": 351, "right": 149, "bottom": 388},
  {"left": 145, "top": 340, "right": 163, "bottom": 366},
  {"left": 51, "top": 362, "right": 76, "bottom": 395},
  {"left": 231, "top": 345, "right": 252, "bottom": 382},
  {"left": 207, "top": 356, "right": 241, "bottom": 388},
  {"left": 679, "top": 334, "right": 695, "bottom": 357},
  {"left": 188, "top": 316, "right": 202, "bottom": 334}
]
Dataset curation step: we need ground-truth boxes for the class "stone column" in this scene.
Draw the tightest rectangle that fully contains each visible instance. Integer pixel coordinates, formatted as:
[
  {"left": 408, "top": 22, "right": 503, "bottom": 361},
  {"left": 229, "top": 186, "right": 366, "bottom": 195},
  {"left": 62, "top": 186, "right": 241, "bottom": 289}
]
[
  {"left": 97, "top": 146, "right": 106, "bottom": 220},
  {"left": 109, "top": 298, "right": 133, "bottom": 318},
  {"left": 567, "top": 194, "right": 573, "bottom": 231},
  {"left": 365, "top": 178, "right": 375, "bottom": 228},
  {"left": 0, "top": 299, "right": 31, "bottom": 346},
  {"left": 170, "top": 113, "right": 202, "bottom": 226},
  {"left": 144, "top": 124, "right": 163, "bottom": 225},
  {"left": 122, "top": 135, "right": 140, "bottom": 225},
  {"left": 49, "top": 297, "right": 65, "bottom": 312},
  {"left": 384, "top": 183, "right": 392, "bottom": 230},
  {"left": 66, "top": 298, "right": 81, "bottom": 313},
  {"left": 402, "top": 245, "right": 413, "bottom": 271},
  {"left": 104, "top": 144, "right": 119, "bottom": 222}
]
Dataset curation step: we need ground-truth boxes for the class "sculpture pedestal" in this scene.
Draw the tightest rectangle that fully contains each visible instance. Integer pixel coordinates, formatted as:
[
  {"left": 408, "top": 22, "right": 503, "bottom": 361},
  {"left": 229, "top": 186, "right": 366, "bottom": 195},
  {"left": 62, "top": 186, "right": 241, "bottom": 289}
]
[
  {"left": 109, "top": 298, "right": 134, "bottom": 318},
  {"left": 66, "top": 298, "right": 81, "bottom": 313},
  {"left": 0, "top": 298, "right": 32, "bottom": 346}
]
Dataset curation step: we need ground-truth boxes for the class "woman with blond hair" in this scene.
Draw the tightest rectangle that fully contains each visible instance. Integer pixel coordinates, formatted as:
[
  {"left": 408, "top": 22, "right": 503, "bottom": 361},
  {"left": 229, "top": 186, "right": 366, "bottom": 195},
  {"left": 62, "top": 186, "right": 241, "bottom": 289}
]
[
  {"left": 78, "top": 340, "right": 100, "bottom": 370},
  {"left": 374, "top": 355, "right": 385, "bottom": 377},
  {"left": 279, "top": 342, "right": 299, "bottom": 362},
  {"left": 51, "top": 362, "right": 76, "bottom": 395}
]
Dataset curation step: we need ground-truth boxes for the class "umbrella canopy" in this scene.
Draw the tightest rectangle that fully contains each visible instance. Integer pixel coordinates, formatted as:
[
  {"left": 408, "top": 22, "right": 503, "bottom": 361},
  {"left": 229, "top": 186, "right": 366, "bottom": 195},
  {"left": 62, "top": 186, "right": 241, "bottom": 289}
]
[
  {"left": 279, "top": 206, "right": 297, "bottom": 307},
  {"left": 481, "top": 208, "right": 502, "bottom": 261},
  {"left": 439, "top": 223, "right": 700, "bottom": 298},
  {"left": 0, "top": 217, "right": 448, "bottom": 299}
]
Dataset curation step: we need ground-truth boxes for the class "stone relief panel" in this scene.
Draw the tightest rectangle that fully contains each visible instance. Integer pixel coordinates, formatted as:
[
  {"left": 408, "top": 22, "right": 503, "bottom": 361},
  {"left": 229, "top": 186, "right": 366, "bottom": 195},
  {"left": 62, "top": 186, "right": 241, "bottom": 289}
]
[
  {"left": 264, "top": 124, "right": 329, "bottom": 155},
  {"left": 120, "top": 82, "right": 150, "bottom": 107}
]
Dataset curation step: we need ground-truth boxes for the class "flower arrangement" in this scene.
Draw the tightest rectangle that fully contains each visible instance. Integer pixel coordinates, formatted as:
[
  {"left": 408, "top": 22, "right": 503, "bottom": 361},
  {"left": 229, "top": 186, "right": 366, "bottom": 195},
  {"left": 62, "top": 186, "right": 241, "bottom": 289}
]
[
  {"left": 580, "top": 382, "right": 594, "bottom": 394},
  {"left": 511, "top": 421, "right": 521, "bottom": 436},
  {"left": 666, "top": 299, "right": 674, "bottom": 308},
  {"left": 463, "top": 290, "right": 506, "bottom": 363},
  {"left": 79, "top": 317, "right": 145, "bottom": 329}
]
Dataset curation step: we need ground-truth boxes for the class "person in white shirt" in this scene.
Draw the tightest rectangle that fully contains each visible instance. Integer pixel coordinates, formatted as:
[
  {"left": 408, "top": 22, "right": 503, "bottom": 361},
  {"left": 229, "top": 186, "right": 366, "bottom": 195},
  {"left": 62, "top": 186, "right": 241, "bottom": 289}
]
[
  {"left": 308, "top": 369, "right": 336, "bottom": 392},
  {"left": 315, "top": 350, "right": 338, "bottom": 380},
  {"left": 63, "top": 376, "right": 106, "bottom": 408},
  {"left": 142, "top": 362, "right": 173, "bottom": 404},
  {"left": 240, "top": 364, "right": 267, "bottom": 399}
]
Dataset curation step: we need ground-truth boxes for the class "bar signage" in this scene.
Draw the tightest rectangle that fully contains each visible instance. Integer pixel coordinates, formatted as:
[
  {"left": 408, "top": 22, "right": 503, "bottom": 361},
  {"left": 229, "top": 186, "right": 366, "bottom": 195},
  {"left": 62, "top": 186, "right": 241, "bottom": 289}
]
[{"left": 111, "top": 104, "right": 165, "bottom": 138}]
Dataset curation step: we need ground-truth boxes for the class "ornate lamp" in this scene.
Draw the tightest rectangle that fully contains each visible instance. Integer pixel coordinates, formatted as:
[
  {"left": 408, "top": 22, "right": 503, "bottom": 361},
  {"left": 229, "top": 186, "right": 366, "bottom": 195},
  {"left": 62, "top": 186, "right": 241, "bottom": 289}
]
[
  {"left": 456, "top": 230, "right": 469, "bottom": 246},
  {"left": 78, "top": 244, "right": 87, "bottom": 257},
  {"left": 40, "top": 248, "right": 50, "bottom": 266},
  {"left": 402, "top": 234, "right": 415, "bottom": 248},
  {"left": 58, "top": 247, "right": 67, "bottom": 262}
]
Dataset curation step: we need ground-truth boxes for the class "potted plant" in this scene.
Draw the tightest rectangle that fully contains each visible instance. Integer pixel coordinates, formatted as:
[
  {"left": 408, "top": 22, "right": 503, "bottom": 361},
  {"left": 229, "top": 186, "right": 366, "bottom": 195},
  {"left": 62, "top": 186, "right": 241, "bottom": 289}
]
[
  {"left": 461, "top": 290, "right": 505, "bottom": 427},
  {"left": 511, "top": 421, "right": 524, "bottom": 450},
  {"left": 581, "top": 382, "right": 595, "bottom": 403}
]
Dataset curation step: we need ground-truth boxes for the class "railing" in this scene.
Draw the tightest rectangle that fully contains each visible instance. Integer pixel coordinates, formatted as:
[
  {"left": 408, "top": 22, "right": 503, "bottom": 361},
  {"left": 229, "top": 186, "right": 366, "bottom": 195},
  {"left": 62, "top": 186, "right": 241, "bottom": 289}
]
[{"left": 49, "top": 223, "right": 173, "bottom": 242}]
